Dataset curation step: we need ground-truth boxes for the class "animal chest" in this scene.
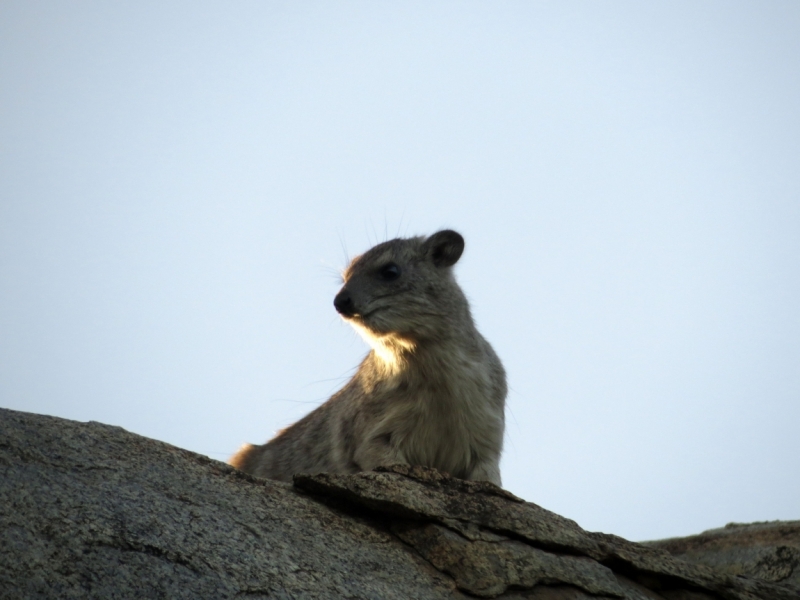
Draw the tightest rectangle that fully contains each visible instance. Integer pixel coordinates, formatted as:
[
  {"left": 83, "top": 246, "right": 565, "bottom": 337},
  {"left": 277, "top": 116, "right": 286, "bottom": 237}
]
[{"left": 394, "top": 360, "right": 494, "bottom": 478}]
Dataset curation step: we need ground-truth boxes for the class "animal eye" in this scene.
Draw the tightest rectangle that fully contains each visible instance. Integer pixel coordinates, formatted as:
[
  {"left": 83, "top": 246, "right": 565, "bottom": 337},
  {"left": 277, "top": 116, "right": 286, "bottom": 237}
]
[{"left": 379, "top": 263, "right": 401, "bottom": 281}]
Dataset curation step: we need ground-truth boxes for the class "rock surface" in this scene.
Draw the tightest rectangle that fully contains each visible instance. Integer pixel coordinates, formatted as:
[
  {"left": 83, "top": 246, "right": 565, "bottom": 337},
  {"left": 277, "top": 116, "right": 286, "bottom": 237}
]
[
  {"left": 0, "top": 407, "right": 797, "bottom": 600},
  {"left": 645, "top": 521, "right": 800, "bottom": 591}
]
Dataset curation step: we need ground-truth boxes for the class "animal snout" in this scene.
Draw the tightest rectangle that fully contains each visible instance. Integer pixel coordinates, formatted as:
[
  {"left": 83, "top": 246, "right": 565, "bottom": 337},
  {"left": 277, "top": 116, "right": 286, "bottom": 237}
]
[{"left": 334, "top": 289, "right": 357, "bottom": 317}]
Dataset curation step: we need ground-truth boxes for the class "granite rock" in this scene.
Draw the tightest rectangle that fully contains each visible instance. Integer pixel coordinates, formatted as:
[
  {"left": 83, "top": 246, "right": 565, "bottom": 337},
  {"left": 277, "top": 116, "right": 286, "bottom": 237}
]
[
  {"left": 645, "top": 521, "right": 800, "bottom": 590},
  {"left": 1, "top": 407, "right": 797, "bottom": 600},
  {"left": 0, "top": 408, "right": 459, "bottom": 599}
]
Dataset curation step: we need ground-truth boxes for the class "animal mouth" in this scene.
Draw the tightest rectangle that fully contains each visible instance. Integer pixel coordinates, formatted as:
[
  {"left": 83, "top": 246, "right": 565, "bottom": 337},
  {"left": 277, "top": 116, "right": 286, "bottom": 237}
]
[
  {"left": 351, "top": 307, "right": 383, "bottom": 321},
  {"left": 344, "top": 309, "right": 391, "bottom": 334}
]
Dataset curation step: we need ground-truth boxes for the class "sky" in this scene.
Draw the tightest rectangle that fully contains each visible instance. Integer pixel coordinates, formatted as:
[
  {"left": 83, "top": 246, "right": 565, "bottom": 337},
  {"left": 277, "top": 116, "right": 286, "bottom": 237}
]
[{"left": 1, "top": 2, "right": 798, "bottom": 542}]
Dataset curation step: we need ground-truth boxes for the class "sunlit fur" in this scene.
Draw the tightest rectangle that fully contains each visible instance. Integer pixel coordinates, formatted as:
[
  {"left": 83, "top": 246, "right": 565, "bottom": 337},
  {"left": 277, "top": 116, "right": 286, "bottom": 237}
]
[{"left": 230, "top": 230, "right": 507, "bottom": 486}]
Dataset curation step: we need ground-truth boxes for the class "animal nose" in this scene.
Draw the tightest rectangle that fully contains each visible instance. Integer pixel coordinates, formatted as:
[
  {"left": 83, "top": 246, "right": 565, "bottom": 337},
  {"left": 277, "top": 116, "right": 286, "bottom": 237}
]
[{"left": 334, "top": 289, "right": 356, "bottom": 316}]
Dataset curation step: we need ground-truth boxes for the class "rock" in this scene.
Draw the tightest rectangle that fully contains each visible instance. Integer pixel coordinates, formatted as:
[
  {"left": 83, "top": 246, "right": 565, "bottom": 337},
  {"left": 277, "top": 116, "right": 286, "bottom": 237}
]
[
  {"left": 0, "top": 408, "right": 459, "bottom": 599},
  {"left": 1, "top": 407, "right": 798, "bottom": 600},
  {"left": 391, "top": 521, "right": 624, "bottom": 598},
  {"left": 294, "top": 467, "right": 799, "bottom": 600},
  {"left": 644, "top": 521, "right": 800, "bottom": 590}
]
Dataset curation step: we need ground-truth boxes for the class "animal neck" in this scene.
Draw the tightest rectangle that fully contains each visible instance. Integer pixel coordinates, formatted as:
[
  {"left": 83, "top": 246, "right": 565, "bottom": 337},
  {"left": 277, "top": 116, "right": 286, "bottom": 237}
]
[
  {"left": 353, "top": 307, "right": 481, "bottom": 376},
  {"left": 354, "top": 327, "right": 416, "bottom": 375},
  {"left": 381, "top": 331, "right": 482, "bottom": 380}
]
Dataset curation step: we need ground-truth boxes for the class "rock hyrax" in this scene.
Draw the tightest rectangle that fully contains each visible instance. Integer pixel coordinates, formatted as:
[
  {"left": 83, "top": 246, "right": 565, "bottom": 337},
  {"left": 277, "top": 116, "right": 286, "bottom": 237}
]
[{"left": 230, "top": 229, "right": 506, "bottom": 485}]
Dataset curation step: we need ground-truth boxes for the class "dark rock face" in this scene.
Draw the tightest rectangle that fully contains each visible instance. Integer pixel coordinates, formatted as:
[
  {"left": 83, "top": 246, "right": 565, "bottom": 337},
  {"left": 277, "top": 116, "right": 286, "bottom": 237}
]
[{"left": 1, "top": 407, "right": 797, "bottom": 600}]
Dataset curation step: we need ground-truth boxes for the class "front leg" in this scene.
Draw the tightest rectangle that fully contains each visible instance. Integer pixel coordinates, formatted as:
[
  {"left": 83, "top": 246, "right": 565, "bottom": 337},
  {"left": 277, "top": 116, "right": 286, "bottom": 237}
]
[
  {"left": 352, "top": 431, "right": 408, "bottom": 473},
  {"left": 468, "top": 456, "right": 502, "bottom": 487}
]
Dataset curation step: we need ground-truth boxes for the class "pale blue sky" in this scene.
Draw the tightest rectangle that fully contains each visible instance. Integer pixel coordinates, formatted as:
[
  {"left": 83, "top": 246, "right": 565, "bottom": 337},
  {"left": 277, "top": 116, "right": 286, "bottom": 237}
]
[{"left": 1, "top": 2, "right": 798, "bottom": 541}]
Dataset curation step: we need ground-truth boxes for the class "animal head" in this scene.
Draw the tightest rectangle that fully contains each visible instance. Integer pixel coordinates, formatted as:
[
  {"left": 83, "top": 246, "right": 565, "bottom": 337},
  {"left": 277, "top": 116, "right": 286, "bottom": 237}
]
[{"left": 333, "top": 230, "right": 471, "bottom": 357}]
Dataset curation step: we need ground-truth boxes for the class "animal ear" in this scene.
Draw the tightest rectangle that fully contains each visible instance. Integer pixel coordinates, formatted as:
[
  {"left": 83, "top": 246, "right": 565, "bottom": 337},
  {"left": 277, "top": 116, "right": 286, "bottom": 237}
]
[{"left": 423, "top": 230, "right": 464, "bottom": 267}]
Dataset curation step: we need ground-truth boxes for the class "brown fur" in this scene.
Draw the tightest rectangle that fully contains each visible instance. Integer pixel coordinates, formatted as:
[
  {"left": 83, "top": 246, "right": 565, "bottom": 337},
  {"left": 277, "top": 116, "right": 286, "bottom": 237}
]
[{"left": 230, "top": 230, "right": 506, "bottom": 485}]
